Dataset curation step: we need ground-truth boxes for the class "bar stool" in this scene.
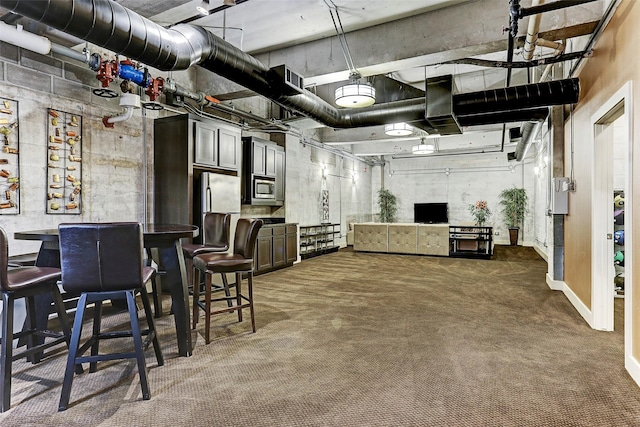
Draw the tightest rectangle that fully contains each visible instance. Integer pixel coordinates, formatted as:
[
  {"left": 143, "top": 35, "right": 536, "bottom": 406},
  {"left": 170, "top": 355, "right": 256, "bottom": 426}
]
[
  {"left": 57, "top": 223, "right": 163, "bottom": 411},
  {"left": 0, "top": 227, "right": 72, "bottom": 413},
  {"left": 192, "top": 218, "right": 263, "bottom": 344},
  {"left": 182, "top": 212, "right": 231, "bottom": 299}
]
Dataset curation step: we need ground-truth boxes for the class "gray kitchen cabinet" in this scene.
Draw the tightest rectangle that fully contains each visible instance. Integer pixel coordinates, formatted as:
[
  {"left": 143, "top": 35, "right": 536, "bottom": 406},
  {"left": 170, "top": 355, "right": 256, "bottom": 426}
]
[
  {"left": 193, "top": 118, "right": 241, "bottom": 172},
  {"left": 218, "top": 127, "right": 241, "bottom": 170},
  {"left": 154, "top": 114, "right": 241, "bottom": 228},
  {"left": 286, "top": 225, "right": 298, "bottom": 264},
  {"left": 254, "top": 223, "right": 298, "bottom": 275},
  {"left": 265, "top": 144, "right": 277, "bottom": 177},
  {"left": 275, "top": 147, "right": 285, "bottom": 203},
  {"left": 194, "top": 120, "right": 218, "bottom": 167},
  {"left": 252, "top": 140, "right": 267, "bottom": 176},
  {"left": 272, "top": 226, "right": 286, "bottom": 268},
  {"left": 256, "top": 227, "right": 273, "bottom": 272}
]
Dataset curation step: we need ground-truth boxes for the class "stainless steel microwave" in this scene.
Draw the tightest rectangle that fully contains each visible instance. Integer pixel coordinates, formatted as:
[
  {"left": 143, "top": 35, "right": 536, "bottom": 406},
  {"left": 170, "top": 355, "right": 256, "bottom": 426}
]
[{"left": 254, "top": 177, "right": 276, "bottom": 199}]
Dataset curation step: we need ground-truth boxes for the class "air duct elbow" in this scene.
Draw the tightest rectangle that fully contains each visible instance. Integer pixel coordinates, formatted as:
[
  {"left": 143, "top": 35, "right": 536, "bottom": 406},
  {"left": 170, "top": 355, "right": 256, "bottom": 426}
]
[{"left": 514, "top": 120, "right": 542, "bottom": 161}]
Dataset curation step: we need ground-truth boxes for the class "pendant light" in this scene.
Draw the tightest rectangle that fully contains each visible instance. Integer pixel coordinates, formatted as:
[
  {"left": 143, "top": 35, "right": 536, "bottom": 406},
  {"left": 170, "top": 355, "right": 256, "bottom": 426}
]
[
  {"left": 326, "top": 0, "right": 376, "bottom": 108},
  {"left": 335, "top": 72, "right": 376, "bottom": 108},
  {"left": 412, "top": 137, "right": 435, "bottom": 155},
  {"left": 385, "top": 123, "right": 413, "bottom": 136}
]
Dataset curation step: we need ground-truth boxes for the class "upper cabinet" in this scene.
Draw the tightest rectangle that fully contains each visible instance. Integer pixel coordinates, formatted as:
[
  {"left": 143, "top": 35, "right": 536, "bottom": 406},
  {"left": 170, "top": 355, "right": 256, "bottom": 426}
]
[
  {"left": 242, "top": 136, "right": 285, "bottom": 206},
  {"left": 265, "top": 144, "right": 277, "bottom": 177},
  {"left": 153, "top": 114, "right": 241, "bottom": 226},
  {"left": 218, "top": 127, "right": 241, "bottom": 170},
  {"left": 252, "top": 139, "right": 267, "bottom": 176},
  {"left": 275, "top": 148, "right": 285, "bottom": 203},
  {"left": 193, "top": 118, "right": 241, "bottom": 172},
  {"left": 193, "top": 121, "right": 218, "bottom": 167}
]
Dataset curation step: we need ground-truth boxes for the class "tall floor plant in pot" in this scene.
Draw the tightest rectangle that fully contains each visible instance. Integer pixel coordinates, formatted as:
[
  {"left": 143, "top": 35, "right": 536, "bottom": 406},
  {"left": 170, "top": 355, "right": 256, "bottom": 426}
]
[
  {"left": 499, "top": 187, "right": 528, "bottom": 245},
  {"left": 378, "top": 189, "right": 398, "bottom": 223}
]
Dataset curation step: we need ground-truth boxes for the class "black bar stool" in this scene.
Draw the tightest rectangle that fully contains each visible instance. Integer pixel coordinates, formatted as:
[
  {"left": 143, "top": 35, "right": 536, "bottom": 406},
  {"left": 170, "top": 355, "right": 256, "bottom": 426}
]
[
  {"left": 192, "top": 218, "right": 262, "bottom": 344},
  {"left": 182, "top": 212, "right": 231, "bottom": 300},
  {"left": 0, "top": 227, "right": 72, "bottom": 413},
  {"left": 57, "top": 222, "right": 163, "bottom": 411}
]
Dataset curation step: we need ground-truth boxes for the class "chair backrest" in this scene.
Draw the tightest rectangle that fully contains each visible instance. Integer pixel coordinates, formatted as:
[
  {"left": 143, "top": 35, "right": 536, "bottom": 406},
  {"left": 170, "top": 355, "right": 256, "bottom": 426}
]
[
  {"left": 59, "top": 222, "right": 145, "bottom": 293},
  {"left": 204, "top": 212, "right": 231, "bottom": 249},
  {"left": 233, "top": 219, "right": 264, "bottom": 259},
  {"left": 0, "top": 227, "right": 9, "bottom": 291}
]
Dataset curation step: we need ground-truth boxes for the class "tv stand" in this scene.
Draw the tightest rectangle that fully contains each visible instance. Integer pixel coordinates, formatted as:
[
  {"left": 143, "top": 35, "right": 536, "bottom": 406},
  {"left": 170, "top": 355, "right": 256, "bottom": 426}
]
[{"left": 449, "top": 226, "right": 493, "bottom": 259}]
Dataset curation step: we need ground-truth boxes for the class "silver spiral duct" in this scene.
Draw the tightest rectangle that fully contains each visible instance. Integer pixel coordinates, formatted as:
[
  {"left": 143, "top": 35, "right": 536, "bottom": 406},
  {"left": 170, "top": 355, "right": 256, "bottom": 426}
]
[
  {"left": 514, "top": 121, "right": 543, "bottom": 161},
  {"left": 0, "top": 0, "right": 580, "bottom": 130}
]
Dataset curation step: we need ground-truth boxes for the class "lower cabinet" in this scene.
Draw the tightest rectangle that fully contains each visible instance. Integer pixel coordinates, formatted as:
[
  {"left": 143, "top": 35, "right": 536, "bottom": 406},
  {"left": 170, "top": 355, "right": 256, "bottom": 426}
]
[
  {"left": 254, "top": 223, "right": 298, "bottom": 275},
  {"left": 256, "top": 228, "right": 273, "bottom": 271},
  {"left": 286, "top": 225, "right": 298, "bottom": 264}
]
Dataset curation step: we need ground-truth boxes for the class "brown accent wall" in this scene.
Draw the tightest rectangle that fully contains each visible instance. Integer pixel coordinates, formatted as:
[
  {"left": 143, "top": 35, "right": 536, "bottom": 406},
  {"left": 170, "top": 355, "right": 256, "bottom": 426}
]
[{"left": 564, "top": 0, "right": 639, "bottom": 356}]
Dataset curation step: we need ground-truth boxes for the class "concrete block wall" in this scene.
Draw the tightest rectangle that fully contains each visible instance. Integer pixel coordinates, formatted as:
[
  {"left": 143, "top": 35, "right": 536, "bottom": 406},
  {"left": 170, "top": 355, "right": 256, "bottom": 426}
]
[
  {"left": 283, "top": 133, "right": 373, "bottom": 246},
  {"left": 0, "top": 41, "right": 376, "bottom": 255},
  {"left": 0, "top": 42, "right": 168, "bottom": 255},
  {"left": 379, "top": 151, "right": 537, "bottom": 246}
]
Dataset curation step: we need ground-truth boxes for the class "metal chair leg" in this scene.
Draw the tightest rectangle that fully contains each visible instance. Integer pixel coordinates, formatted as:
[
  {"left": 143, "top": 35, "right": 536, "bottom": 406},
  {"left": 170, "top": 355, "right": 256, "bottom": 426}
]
[
  {"left": 126, "top": 291, "right": 150, "bottom": 400},
  {"left": 0, "top": 293, "right": 14, "bottom": 413},
  {"left": 139, "top": 289, "right": 164, "bottom": 366},
  {"left": 59, "top": 293, "right": 88, "bottom": 412}
]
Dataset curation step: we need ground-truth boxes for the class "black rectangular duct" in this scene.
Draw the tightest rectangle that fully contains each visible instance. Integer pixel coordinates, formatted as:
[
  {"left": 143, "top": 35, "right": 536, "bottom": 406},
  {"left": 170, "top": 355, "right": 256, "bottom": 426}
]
[{"left": 425, "top": 75, "right": 462, "bottom": 135}]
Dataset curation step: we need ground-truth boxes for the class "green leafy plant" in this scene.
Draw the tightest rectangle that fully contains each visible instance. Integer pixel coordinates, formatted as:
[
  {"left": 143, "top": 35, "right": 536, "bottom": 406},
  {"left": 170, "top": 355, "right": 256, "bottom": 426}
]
[
  {"left": 378, "top": 188, "right": 398, "bottom": 223},
  {"left": 499, "top": 187, "right": 528, "bottom": 228},
  {"left": 469, "top": 200, "right": 492, "bottom": 226}
]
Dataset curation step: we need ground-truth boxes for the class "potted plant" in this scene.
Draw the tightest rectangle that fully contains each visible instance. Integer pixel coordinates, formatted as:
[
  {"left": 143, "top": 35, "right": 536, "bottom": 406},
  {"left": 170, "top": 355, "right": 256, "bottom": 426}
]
[
  {"left": 499, "top": 187, "right": 528, "bottom": 245},
  {"left": 468, "top": 200, "right": 492, "bottom": 227},
  {"left": 378, "top": 188, "right": 398, "bottom": 223}
]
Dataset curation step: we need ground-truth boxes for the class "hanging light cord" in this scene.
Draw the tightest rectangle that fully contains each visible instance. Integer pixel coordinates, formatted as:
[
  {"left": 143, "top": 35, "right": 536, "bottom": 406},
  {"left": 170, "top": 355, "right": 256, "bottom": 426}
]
[{"left": 324, "top": 0, "right": 359, "bottom": 79}]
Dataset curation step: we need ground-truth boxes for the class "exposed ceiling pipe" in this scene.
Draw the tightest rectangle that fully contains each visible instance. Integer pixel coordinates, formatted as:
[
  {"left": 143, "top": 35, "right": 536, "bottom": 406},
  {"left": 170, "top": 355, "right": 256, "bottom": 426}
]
[
  {"left": 0, "top": 0, "right": 580, "bottom": 132},
  {"left": 514, "top": 120, "right": 543, "bottom": 161},
  {"left": 0, "top": 21, "right": 89, "bottom": 63},
  {"left": 102, "top": 93, "right": 141, "bottom": 128},
  {"left": 523, "top": 0, "right": 544, "bottom": 62}
]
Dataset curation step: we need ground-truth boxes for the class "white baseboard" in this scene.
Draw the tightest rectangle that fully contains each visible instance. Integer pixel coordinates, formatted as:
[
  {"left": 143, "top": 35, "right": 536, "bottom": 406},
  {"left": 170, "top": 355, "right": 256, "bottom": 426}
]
[
  {"left": 534, "top": 244, "right": 548, "bottom": 262},
  {"left": 560, "top": 280, "right": 594, "bottom": 328},
  {"left": 626, "top": 355, "right": 640, "bottom": 388},
  {"left": 545, "top": 273, "right": 563, "bottom": 291}
]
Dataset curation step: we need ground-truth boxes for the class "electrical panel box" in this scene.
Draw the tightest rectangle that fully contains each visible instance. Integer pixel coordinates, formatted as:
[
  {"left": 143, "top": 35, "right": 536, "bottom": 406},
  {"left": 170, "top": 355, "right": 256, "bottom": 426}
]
[{"left": 552, "top": 177, "right": 570, "bottom": 214}]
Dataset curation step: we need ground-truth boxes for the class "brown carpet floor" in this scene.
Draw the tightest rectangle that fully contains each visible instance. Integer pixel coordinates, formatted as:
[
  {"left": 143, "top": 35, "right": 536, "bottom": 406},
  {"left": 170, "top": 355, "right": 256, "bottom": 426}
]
[{"left": 1, "top": 245, "right": 638, "bottom": 426}]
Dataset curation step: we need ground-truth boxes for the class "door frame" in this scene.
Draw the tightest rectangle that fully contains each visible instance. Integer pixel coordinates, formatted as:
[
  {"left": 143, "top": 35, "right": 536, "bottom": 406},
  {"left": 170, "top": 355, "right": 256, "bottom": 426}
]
[{"left": 590, "top": 81, "right": 635, "bottom": 378}]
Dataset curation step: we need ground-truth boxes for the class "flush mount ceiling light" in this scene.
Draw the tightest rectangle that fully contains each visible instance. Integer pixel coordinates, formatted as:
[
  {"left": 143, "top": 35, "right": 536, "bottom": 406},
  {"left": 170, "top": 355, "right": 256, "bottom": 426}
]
[
  {"left": 326, "top": 0, "right": 376, "bottom": 108},
  {"left": 384, "top": 122, "right": 413, "bottom": 136},
  {"left": 196, "top": 0, "right": 210, "bottom": 15}
]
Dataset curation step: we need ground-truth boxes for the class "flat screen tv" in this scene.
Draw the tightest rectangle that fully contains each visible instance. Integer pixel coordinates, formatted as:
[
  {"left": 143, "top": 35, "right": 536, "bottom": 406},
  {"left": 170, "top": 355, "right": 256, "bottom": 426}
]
[{"left": 414, "top": 203, "right": 448, "bottom": 224}]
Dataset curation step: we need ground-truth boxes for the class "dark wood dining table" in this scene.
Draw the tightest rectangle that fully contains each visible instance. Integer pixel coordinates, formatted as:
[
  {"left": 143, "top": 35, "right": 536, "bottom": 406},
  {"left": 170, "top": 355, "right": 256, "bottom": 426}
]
[{"left": 14, "top": 223, "right": 199, "bottom": 357}]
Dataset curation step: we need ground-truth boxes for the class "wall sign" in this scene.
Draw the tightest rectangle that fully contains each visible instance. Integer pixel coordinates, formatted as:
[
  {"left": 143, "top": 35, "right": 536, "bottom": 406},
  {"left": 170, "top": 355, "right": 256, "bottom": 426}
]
[
  {"left": 0, "top": 97, "right": 20, "bottom": 214},
  {"left": 46, "top": 108, "right": 82, "bottom": 214}
]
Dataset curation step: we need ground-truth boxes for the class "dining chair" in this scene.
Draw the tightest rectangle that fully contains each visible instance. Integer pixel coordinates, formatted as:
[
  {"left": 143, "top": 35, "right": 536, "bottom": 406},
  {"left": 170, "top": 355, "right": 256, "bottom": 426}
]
[
  {"left": 0, "top": 227, "right": 72, "bottom": 413},
  {"left": 57, "top": 222, "right": 163, "bottom": 411},
  {"left": 182, "top": 212, "right": 232, "bottom": 302},
  {"left": 192, "top": 218, "right": 263, "bottom": 344}
]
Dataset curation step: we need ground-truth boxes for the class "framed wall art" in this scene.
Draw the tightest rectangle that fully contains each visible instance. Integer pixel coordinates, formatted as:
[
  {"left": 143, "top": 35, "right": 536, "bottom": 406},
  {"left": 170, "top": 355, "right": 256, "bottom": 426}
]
[
  {"left": 46, "top": 108, "right": 82, "bottom": 214},
  {"left": 0, "top": 97, "right": 20, "bottom": 214}
]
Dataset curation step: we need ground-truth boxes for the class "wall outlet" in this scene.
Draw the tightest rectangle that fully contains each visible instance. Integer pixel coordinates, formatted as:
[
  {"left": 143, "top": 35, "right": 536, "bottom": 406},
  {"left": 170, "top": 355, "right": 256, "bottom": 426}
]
[{"left": 494, "top": 231, "right": 500, "bottom": 236}]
